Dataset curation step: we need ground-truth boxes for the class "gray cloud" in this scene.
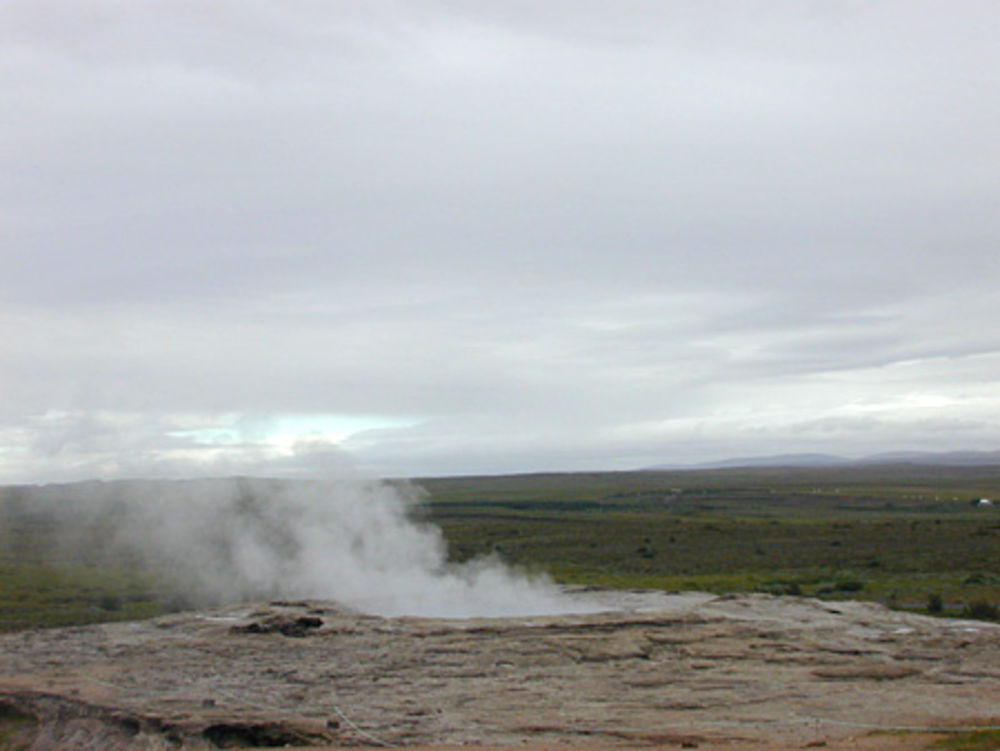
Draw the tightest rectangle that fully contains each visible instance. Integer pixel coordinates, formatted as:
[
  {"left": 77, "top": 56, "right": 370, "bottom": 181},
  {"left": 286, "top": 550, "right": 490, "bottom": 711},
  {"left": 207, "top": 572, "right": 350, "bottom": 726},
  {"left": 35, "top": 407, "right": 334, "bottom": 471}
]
[{"left": 1, "top": 1, "right": 998, "bottom": 481}]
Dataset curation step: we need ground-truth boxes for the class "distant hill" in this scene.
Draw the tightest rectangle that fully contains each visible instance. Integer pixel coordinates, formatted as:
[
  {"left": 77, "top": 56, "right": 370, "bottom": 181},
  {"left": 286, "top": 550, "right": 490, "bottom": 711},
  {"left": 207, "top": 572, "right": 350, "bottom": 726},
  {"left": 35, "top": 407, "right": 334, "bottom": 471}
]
[
  {"left": 855, "top": 450, "right": 1000, "bottom": 466},
  {"left": 647, "top": 449, "right": 1000, "bottom": 471},
  {"left": 651, "top": 453, "right": 850, "bottom": 470}
]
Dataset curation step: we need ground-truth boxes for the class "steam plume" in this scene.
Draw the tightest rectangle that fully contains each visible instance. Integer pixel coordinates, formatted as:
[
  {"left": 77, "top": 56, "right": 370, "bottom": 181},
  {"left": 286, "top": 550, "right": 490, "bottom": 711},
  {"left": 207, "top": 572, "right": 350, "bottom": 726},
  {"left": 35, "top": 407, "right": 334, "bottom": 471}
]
[{"left": 34, "top": 474, "right": 592, "bottom": 618}]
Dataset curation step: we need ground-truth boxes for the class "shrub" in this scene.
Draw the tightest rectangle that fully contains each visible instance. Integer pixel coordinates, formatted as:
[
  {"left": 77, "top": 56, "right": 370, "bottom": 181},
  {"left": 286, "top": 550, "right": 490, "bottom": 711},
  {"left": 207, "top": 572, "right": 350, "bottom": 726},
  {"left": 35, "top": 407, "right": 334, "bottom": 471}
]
[
  {"left": 927, "top": 593, "right": 943, "bottom": 613},
  {"left": 757, "top": 581, "right": 802, "bottom": 596},
  {"left": 97, "top": 595, "right": 122, "bottom": 612},
  {"left": 962, "top": 600, "right": 999, "bottom": 621},
  {"left": 834, "top": 579, "right": 864, "bottom": 593}
]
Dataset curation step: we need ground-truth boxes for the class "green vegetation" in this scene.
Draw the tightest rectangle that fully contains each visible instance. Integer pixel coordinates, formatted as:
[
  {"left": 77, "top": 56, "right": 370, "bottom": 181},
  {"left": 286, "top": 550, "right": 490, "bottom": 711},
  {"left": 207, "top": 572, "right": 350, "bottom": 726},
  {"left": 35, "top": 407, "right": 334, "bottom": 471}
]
[
  {"left": 932, "top": 728, "right": 1000, "bottom": 751},
  {"left": 0, "top": 563, "right": 175, "bottom": 631},
  {"left": 2, "top": 464, "right": 999, "bottom": 631},
  {"left": 0, "top": 486, "right": 186, "bottom": 631},
  {"left": 0, "top": 703, "right": 38, "bottom": 751},
  {"left": 419, "top": 465, "right": 1000, "bottom": 619}
]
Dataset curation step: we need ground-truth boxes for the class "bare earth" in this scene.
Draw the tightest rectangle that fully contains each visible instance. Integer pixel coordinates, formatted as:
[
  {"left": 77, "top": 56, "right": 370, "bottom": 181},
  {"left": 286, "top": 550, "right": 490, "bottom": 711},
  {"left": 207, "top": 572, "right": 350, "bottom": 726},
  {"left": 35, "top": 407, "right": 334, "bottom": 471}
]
[{"left": 2, "top": 590, "right": 999, "bottom": 750}]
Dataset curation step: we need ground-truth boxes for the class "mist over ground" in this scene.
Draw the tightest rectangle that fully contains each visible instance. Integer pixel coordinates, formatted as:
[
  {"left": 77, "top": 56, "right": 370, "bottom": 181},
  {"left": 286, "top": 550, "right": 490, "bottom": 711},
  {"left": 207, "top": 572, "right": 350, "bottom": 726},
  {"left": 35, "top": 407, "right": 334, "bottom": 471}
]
[{"left": 5, "top": 474, "right": 592, "bottom": 618}]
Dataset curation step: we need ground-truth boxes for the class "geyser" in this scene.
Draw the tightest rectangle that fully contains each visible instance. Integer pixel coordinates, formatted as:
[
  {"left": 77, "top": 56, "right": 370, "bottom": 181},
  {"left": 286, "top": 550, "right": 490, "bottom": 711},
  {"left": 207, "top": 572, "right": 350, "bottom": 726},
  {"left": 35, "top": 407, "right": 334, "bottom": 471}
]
[{"left": 52, "top": 474, "right": 596, "bottom": 618}]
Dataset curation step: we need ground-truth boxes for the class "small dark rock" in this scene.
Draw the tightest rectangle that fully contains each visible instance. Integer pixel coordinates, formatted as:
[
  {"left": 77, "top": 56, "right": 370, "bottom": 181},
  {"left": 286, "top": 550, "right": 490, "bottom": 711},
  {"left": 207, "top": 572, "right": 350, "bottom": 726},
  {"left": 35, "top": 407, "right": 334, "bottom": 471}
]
[{"left": 231, "top": 615, "right": 324, "bottom": 638}]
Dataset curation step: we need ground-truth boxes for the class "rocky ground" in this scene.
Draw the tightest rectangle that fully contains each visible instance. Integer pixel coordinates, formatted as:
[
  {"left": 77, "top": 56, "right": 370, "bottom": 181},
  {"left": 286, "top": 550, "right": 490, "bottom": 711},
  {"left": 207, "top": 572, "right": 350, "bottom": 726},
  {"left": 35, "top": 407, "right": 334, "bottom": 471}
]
[{"left": 2, "top": 590, "right": 999, "bottom": 750}]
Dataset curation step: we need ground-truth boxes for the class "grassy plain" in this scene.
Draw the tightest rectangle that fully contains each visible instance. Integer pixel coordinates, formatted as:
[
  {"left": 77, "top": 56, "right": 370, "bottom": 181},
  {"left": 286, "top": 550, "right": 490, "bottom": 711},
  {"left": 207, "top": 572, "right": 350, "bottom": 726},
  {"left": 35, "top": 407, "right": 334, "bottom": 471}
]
[
  {"left": 0, "top": 487, "right": 183, "bottom": 631},
  {"left": 419, "top": 465, "right": 1000, "bottom": 616},
  {"left": 1, "top": 464, "right": 999, "bottom": 631}
]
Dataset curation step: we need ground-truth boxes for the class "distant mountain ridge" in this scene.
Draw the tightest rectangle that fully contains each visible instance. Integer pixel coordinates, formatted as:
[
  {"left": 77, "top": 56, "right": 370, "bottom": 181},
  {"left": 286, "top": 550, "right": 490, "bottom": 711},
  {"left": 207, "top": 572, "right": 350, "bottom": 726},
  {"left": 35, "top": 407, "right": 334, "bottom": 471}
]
[{"left": 648, "top": 449, "right": 1000, "bottom": 471}]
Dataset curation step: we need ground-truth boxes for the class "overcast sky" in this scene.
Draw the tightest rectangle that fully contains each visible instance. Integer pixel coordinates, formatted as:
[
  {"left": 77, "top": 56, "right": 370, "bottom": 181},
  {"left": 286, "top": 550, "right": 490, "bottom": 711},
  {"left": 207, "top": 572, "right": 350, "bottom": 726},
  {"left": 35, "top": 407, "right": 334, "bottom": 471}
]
[{"left": 2, "top": 1, "right": 999, "bottom": 482}]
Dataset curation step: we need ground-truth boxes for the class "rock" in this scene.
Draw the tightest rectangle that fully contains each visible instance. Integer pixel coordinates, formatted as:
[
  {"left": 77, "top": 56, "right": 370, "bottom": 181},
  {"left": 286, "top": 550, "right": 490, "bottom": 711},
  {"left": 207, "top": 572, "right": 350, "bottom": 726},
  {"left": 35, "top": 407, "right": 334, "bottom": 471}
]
[
  {"left": 2, "top": 593, "right": 999, "bottom": 749},
  {"left": 230, "top": 614, "right": 323, "bottom": 637}
]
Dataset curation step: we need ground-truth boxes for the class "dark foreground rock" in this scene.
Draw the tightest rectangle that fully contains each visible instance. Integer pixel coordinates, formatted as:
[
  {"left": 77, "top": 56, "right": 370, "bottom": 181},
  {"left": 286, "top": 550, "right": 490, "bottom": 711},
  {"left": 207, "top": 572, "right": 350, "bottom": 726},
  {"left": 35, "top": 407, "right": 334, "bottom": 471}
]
[{"left": 2, "top": 591, "right": 999, "bottom": 750}]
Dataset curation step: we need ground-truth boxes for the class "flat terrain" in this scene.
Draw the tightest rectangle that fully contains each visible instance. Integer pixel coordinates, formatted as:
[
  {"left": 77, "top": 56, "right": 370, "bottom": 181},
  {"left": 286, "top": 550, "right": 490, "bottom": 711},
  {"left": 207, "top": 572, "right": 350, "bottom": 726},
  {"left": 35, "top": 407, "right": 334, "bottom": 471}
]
[
  {"left": 2, "top": 466, "right": 1000, "bottom": 749},
  {"left": 2, "top": 591, "right": 1000, "bottom": 750},
  {"left": 5, "top": 465, "right": 1000, "bottom": 631},
  {"left": 419, "top": 466, "right": 1000, "bottom": 616}
]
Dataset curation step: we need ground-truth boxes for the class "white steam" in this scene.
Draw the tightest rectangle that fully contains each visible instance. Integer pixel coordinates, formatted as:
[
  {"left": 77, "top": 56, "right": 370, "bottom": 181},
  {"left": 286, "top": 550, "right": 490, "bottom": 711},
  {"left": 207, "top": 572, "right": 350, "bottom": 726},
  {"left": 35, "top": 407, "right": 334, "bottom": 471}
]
[{"left": 54, "top": 475, "right": 592, "bottom": 618}]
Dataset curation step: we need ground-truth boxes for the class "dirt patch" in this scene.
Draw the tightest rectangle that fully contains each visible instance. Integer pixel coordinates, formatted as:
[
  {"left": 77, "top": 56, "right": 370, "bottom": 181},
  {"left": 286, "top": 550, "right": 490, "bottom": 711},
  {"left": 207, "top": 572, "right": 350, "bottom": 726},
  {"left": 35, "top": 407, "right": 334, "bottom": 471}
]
[{"left": 2, "top": 591, "right": 999, "bottom": 750}]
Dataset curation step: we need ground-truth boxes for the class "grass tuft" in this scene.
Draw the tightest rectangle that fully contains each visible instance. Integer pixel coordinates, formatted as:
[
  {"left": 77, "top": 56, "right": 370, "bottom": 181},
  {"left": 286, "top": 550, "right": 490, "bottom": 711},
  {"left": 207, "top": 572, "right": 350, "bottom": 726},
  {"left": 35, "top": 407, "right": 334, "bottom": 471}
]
[{"left": 932, "top": 728, "right": 1000, "bottom": 751}]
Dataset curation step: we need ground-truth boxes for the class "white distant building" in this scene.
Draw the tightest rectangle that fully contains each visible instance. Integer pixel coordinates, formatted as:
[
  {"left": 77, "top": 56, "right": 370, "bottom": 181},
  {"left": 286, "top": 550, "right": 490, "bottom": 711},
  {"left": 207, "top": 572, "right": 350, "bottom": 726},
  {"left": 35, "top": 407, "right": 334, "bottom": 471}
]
[{"left": 976, "top": 498, "right": 993, "bottom": 507}]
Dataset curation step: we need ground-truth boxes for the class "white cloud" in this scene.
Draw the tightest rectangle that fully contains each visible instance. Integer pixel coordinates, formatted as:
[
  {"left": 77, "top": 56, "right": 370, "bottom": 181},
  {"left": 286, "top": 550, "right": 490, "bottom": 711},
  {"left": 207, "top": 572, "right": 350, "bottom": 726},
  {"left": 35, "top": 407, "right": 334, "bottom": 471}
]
[{"left": 1, "top": 1, "right": 998, "bottom": 482}]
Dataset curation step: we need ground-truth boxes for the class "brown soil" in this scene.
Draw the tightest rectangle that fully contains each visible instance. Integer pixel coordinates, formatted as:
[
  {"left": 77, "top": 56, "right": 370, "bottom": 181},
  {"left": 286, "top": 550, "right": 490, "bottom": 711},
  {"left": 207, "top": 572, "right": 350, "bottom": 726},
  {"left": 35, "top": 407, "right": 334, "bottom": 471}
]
[{"left": 2, "top": 591, "right": 999, "bottom": 750}]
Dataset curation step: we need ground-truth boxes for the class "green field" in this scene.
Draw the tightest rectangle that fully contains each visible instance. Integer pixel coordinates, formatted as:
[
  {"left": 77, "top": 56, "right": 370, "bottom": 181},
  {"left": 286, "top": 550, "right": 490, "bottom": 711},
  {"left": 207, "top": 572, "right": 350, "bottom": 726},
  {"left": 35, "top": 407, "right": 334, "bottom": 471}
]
[
  {"left": 2, "top": 464, "right": 999, "bottom": 631},
  {"left": 420, "top": 465, "right": 1000, "bottom": 616}
]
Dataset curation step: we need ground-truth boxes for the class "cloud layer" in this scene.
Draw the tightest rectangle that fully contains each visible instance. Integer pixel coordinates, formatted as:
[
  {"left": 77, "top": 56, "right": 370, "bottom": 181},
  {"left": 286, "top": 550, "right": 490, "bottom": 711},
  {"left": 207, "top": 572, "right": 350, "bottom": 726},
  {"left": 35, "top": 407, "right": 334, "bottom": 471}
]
[{"left": 2, "top": 1, "right": 999, "bottom": 481}]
